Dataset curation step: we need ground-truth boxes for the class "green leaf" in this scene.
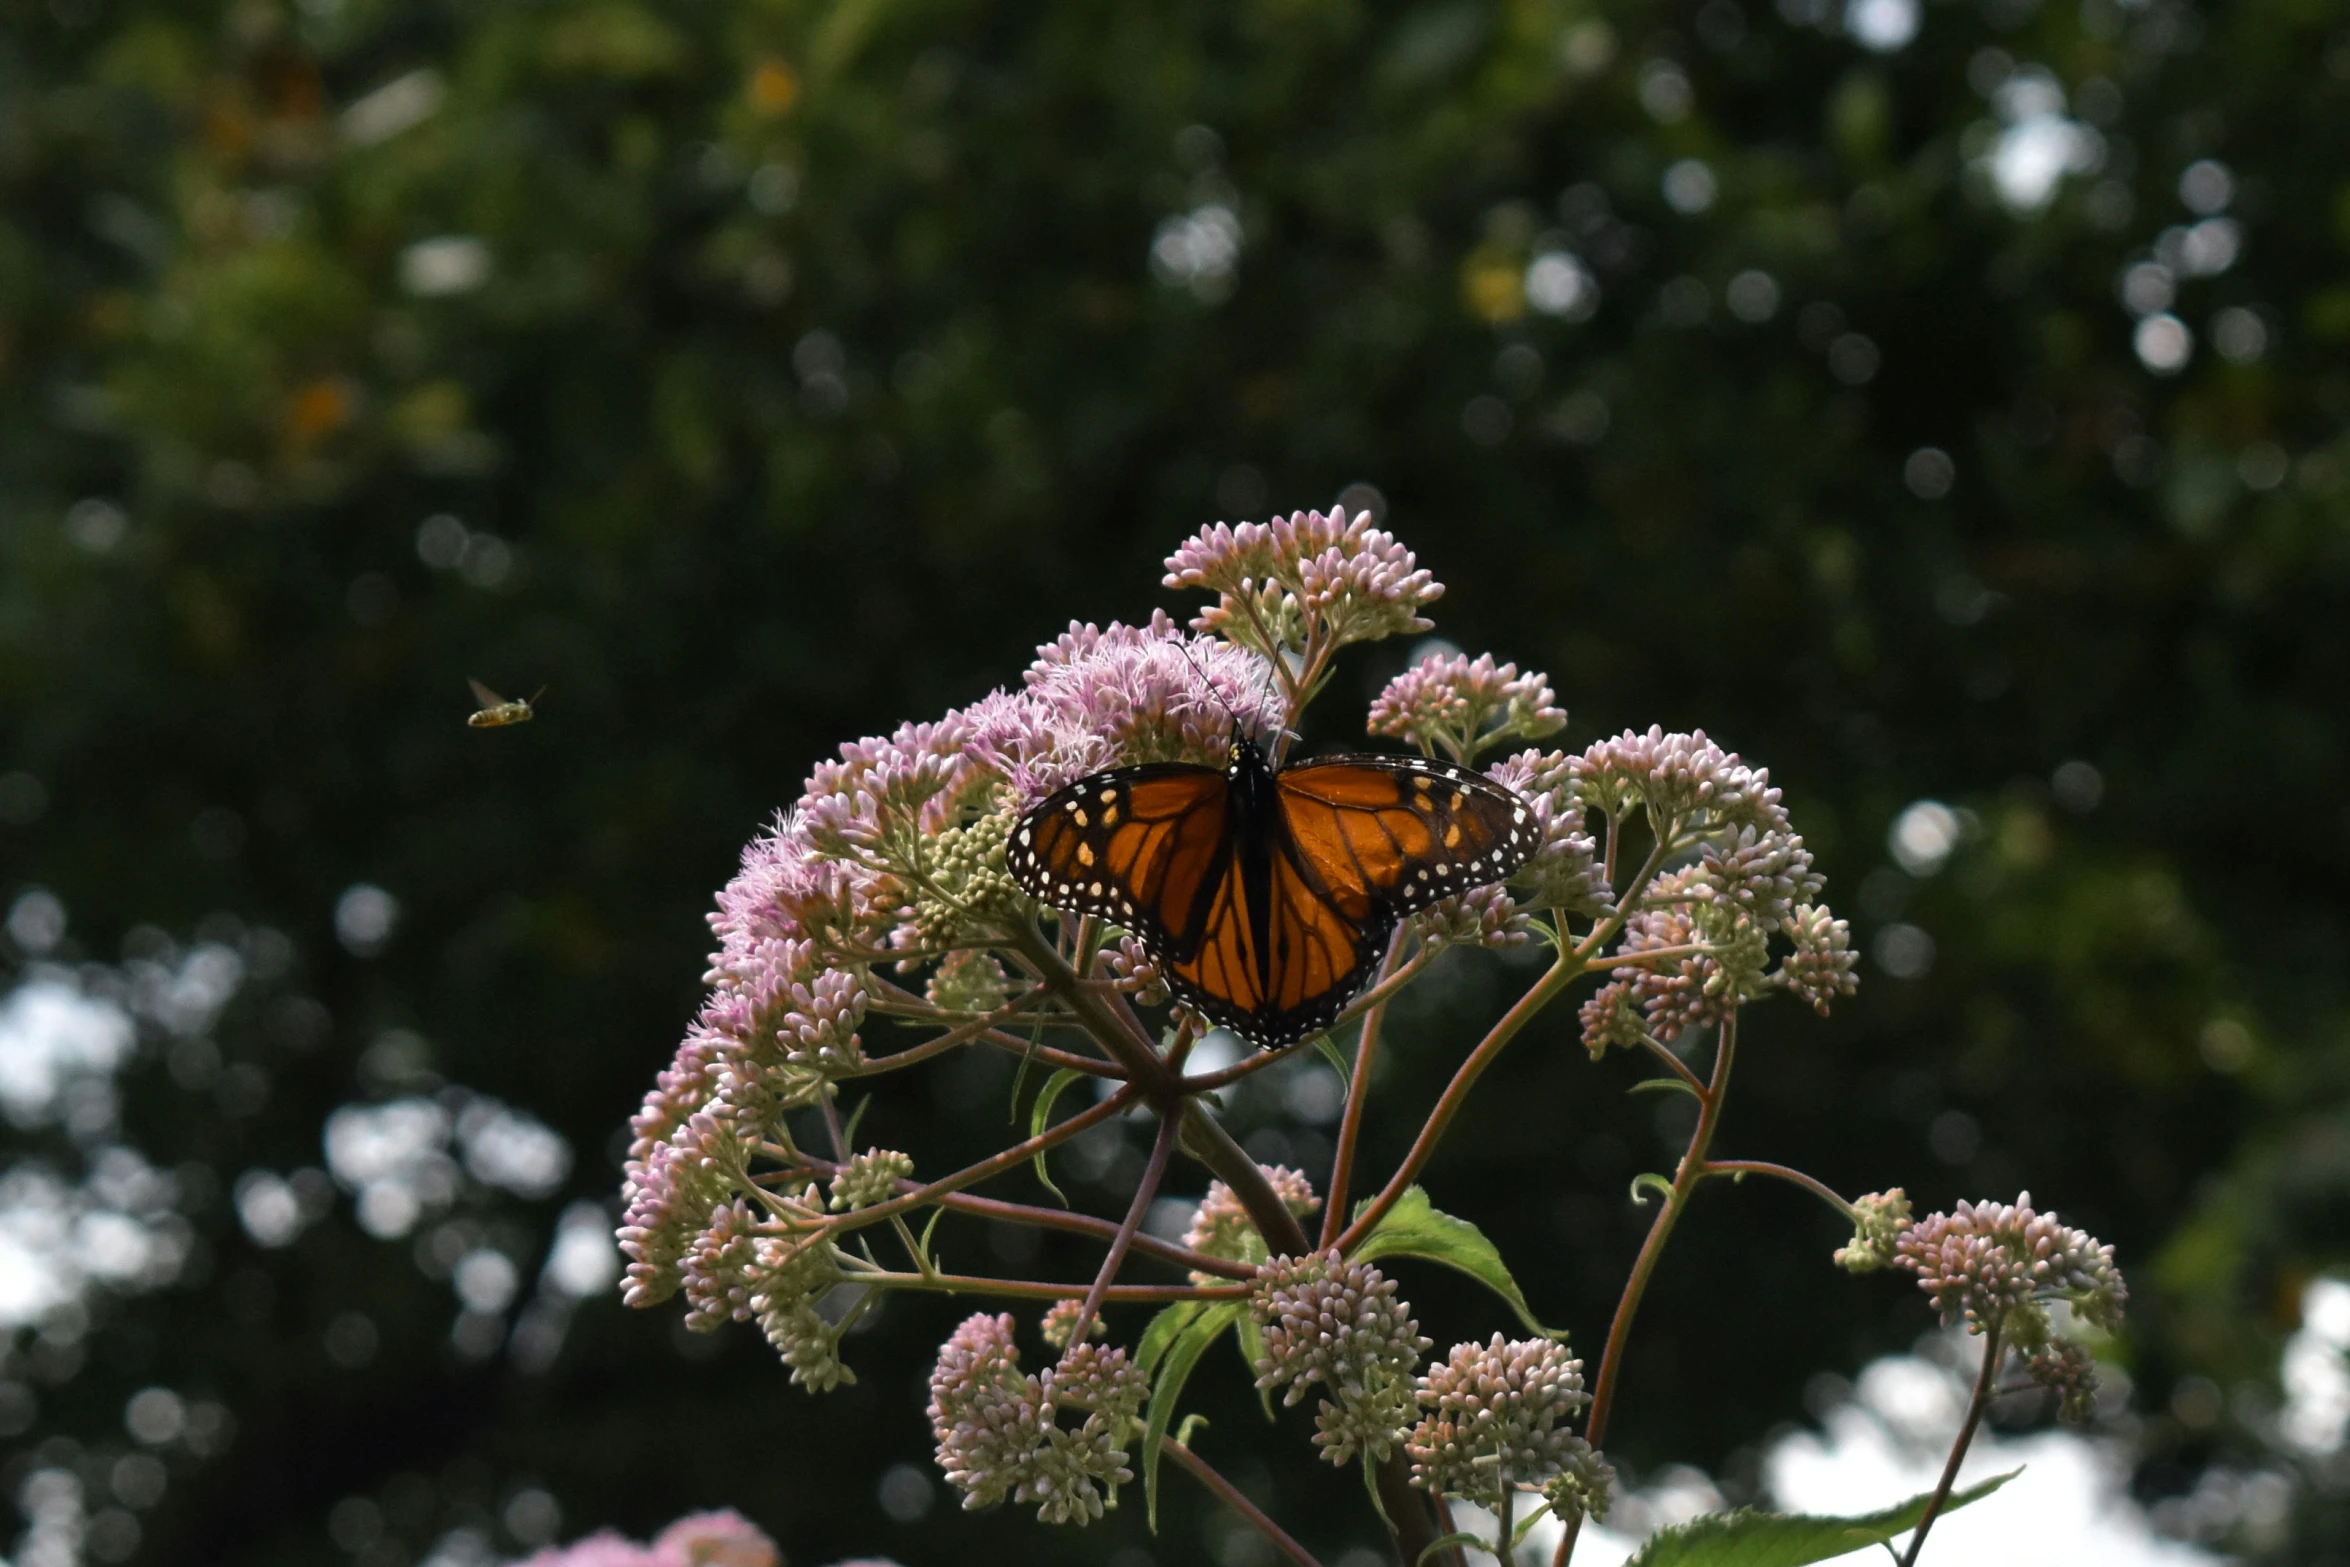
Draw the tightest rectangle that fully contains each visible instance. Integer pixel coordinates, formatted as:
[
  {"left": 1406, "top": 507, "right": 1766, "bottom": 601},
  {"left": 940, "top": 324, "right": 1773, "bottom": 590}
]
[
  {"left": 1026, "top": 1066, "right": 1085, "bottom": 1207},
  {"left": 1143, "top": 1301, "right": 1243, "bottom": 1531},
  {"left": 915, "top": 1206, "right": 946, "bottom": 1273},
  {"left": 1509, "top": 1498, "right": 1558, "bottom": 1549},
  {"left": 1627, "top": 1075, "right": 1701, "bottom": 1099},
  {"left": 1314, "top": 1034, "right": 1354, "bottom": 1087},
  {"left": 1349, "top": 1185, "right": 1565, "bottom": 1338},
  {"left": 1623, "top": 1469, "right": 2023, "bottom": 1567},
  {"left": 1006, "top": 1016, "right": 1047, "bottom": 1122},
  {"left": 1416, "top": 1529, "right": 1487, "bottom": 1566},
  {"left": 1136, "top": 1300, "right": 1205, "bottom": 1375},
  {"left": 1630, "top": 1172, "right": 1676, "bottom": 1206},
  {"left": 839, "top": 1092, "right": 873, "bottom": 1148},
  {"left": 1234, "top": 1310, "right": 1275, "bottom": 1419}
]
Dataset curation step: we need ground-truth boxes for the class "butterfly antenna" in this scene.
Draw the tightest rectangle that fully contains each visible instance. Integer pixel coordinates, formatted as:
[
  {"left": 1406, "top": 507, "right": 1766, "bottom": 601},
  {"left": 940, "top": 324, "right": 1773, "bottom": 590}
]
[{"left": 1172, "top": 635, "right": 1248, "bottom": 748}]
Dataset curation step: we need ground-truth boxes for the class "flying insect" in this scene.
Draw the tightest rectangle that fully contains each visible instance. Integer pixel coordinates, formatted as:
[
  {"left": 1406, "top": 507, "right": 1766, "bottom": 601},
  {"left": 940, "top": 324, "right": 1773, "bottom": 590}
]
[{"left": 466, "top": 679, "right": 543, "bottom": 728}]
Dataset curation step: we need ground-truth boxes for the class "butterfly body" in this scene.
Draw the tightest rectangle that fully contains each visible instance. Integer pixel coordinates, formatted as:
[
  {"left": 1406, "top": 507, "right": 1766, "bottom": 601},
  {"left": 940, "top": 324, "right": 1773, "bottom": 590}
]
[{"left": 1009, "top": 739, "right": 1536, "bottom": 1048}]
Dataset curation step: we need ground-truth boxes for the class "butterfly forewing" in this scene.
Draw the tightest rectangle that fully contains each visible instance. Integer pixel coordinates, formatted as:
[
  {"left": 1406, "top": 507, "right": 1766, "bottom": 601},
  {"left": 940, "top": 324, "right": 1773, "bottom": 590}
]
[
  {"left": 1008, "top": 764, "right": 1231, "bottom": 955},
  {"left": 1009, "top": 745, "right": 1537, "bottom": 1050}
]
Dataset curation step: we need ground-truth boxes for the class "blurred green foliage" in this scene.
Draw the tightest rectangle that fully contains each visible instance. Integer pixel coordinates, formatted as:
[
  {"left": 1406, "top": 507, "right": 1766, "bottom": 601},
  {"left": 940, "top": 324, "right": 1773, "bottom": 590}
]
[{"left": 2, "top": 0, "right": 2348, "bottom": 1561}]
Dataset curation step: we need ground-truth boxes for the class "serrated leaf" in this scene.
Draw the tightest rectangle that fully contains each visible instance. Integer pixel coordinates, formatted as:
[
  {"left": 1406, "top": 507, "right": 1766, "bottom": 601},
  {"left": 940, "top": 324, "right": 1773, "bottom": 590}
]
[
  {"left": 1143, "top": 1301, "right": 1243, "bottom": 1531},
  {"left": 1136, "top": 1300, "right": 1205, "bottom": 1375},
  {"left": 1026, "top": 1066, "right": 1085, "bottom": 1207},
  {"left": 1623, "top": 1468, "right": 2022, "bottom": 1567},
  {"left": 1349, "top": 1185, "right": 1564, "bottom": 1339}
]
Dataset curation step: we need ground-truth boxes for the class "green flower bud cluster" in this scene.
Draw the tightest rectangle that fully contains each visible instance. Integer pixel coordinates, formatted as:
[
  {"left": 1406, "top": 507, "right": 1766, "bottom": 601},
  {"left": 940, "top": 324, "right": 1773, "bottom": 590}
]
[{"left": 830, "top": 1148, "right": 913, "bottom": 1211}]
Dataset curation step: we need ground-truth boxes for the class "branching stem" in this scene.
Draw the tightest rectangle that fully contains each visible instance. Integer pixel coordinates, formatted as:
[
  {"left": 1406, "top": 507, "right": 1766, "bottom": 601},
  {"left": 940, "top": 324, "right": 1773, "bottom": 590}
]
[
  {"left": 1065, "top": 1110, "right": 1179, "bottom": 1349},
  {"left": 811, "top": 1083, "right": 1140, "bottom": 1236},
  {"left": 1324, "top": 929, "right": 1408, "bottom": 1248},
  {"left": 1166, "top": 1438, "right": 1327, "bottom": 1567},
  {"left": 1335, "top": 949, "right": 1585, "bottom": 1253},
  {"left": 1554, "top": 1013, "right": 1740, "bottom": 1567},
  {"left": 857, "top": 1271, "right": 1242, "bottom": 1304},
  {"left": 1634, "top": 1033, "right": 1708, "bottom": 1097},
  {"left": 1701, "top": 1159, "right": 1856, "bottom": 1219},
  {"left": 1898, "top": 1319, "right": 2004, "bottom": 1567},
  {"left": 763, "top": 1151, "right": 1255, "bottom": 1278}
]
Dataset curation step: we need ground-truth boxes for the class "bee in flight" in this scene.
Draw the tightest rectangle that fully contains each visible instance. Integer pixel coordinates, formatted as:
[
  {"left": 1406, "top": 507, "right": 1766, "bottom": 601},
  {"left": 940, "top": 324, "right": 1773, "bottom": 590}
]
[{"left": 466, "top": 679, "right": 543, "bottom": 728}]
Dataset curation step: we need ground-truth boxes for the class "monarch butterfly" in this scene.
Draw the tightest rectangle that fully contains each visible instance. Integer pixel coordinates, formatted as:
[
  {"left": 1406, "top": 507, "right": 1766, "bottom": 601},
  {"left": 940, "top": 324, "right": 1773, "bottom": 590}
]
[{"left": 1009, "top": 739, "right": 1537, "bottom": 1048}]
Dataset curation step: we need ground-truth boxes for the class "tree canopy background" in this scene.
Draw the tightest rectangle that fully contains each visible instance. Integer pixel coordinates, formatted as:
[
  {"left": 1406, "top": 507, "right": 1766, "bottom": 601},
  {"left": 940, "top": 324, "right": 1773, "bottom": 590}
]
[{"left": 3, "top": 0, "right": 2347, "bottom": 1561}]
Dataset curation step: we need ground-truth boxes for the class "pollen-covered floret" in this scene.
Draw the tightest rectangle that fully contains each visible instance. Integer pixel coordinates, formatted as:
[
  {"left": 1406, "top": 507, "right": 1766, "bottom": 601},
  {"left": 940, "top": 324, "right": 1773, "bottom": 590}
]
[{"left": 1407, "top": 1334, "right": 1592, "bottom": 1508}]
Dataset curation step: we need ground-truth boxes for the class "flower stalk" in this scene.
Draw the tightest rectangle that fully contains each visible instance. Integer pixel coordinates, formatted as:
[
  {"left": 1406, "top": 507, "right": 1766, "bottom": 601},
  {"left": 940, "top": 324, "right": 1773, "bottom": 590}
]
[
  {"left": 1554, "top": 1015, "right": 1740, "bottom": 1567},
  {"left": 1899, "top": 1317, "right": 2004, "bottom": 1567}
]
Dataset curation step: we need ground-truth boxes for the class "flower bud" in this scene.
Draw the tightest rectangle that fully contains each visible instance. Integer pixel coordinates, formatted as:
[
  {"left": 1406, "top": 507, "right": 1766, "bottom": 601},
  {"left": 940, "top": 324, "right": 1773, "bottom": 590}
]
[
  {"left": 1834, "top": 1189, "right": 1914, "bottom": 1274},
  {"left": 829, "top": 1149, "right": 913, "bottom": 1212}
]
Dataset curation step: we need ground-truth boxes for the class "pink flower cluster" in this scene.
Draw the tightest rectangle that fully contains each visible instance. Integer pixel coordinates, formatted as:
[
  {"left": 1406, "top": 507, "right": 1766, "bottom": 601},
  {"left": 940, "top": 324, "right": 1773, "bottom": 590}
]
[
  {"left": 926, "top": 1311, "right": 1146, "bottom": 1524},
  {"left": 515, "top": 1510, "right": 778, "bottom": 1567},
  {"left": 967, "top": 614, "right": 1281, "bottom": 808},
  {"left": 620, "top": 616, "right": 1282, "bottom": 1335},
  {"left": 1407, "top": 1334, "right": 1596, "bottom": 1509},
  {"left": 1570, "top": 726, "right": 1787, "bottom": 832},
  {"left": 1249, "top": 1251, "right": 1432, "bottom": 1466},
  {"left": 1183, "top": 1165, "right": 1322, "bottom": 1280},
  {"left": 1163, "top": 509, "right": 1442, "bottom": 654},
  {"left": 1368, "top": 652, "right": 1567, "bottom": 762},
  {"left": 1893, "top": 1191, "right": 2127, "bottom": 1336}
]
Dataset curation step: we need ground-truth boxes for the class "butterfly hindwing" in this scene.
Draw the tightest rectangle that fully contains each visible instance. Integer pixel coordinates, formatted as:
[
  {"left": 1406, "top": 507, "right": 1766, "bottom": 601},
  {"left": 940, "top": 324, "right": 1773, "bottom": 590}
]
[
  {"left": 1275, "top": 754, "right": 1538, "bottom": 918},
  {"left": 1010, "top": 744, "right": 1537, "bottom": 1050}
]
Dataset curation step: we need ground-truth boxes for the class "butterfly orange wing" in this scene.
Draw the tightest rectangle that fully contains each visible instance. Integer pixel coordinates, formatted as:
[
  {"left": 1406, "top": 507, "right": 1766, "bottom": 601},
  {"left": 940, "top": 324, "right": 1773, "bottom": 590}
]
[
  {"left": 1275, "top": 754, "right": 1537, "bottom": 920},
  {"left": 1013, "top": 750, "right": 1537, "bottom": 1049},
  {"left": 1007, "top": 764, "right": 1233, "bottom": 956}
]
